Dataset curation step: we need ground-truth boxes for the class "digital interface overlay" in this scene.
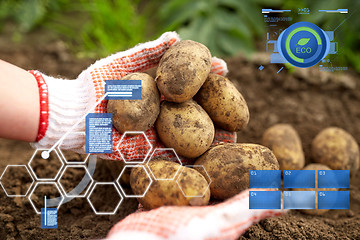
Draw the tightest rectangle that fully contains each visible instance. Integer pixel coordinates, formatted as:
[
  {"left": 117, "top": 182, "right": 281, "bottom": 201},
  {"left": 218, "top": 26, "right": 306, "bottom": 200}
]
[
  {"left": 249, "top": 170, "right": 350, "bottom": 210},
  {"left": 262, "top": 8, "right": 351, "bottom": 72}
]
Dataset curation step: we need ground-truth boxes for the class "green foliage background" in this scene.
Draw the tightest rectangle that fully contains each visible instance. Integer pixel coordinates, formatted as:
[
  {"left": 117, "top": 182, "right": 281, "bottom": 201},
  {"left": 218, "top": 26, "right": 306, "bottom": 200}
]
[{"left": 0, "top": 0, "right": 359, "bottom": 71}]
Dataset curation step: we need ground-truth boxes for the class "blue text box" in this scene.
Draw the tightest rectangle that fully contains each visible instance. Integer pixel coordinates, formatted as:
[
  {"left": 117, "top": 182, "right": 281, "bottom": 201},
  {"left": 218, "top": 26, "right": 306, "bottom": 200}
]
[
  {"left": 283, "top": 170, "right": 315, "bottom": 188},
  {"left": 284, "top": 191, "right": 315, "bottom": 209},
  {"left": 41, "top": 208, "right": 58, "bottom": 229},
  {"left": 249, "top": 170, "right": 281, "bottom": 188},
  {"left": 85, "top": 113, "right": 113, "bottom": 154},
  {"left": 318, "top": 170, "right": 349, "bottom": 188},
  {"left": 318, "top": 191, "right": 349, "bottom": 209},
  {"left": 249, "top": 191, "right": 281, "bottom": 209},
  {"left": 105, "top": 80, "right": 141, "bottom": 100}
]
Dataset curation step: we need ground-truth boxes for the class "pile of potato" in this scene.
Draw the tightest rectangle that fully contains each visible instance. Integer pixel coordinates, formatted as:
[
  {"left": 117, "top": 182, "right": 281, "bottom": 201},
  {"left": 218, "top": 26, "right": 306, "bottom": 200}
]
[
  {"left": 106, "top": 40, "right": 282, "bottom": 209},
  {"left": 106, "top": 40, "right": 359, "bottom": 211},
  {"left": 262, "top": 124, "right": 359, "bottom": 215},
  {"left": 108, "top": 40, "right": 250, "bottom": 157}
]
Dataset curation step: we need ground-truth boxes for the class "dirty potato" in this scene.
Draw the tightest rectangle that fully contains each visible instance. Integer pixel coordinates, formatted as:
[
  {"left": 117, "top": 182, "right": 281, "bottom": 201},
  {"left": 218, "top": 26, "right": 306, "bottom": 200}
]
[
  {"left": 194, "top": 143, "right": 279, "bottom": 200},
  {"left": 156, "top": 40, "right": 212, "bottom": 102},
  {"left": 194, "top": 73, "right": 249, "bottom": 131},
  {"left": 299, "top": 163, "right": 333, "bottom": 216},
  {"left": 107, "top": 73, "right": 160, "bottom": 133},
  {"left": 155, "top": 100, "right": 215, "bottom": 158},
  {"left": 312, "top": 127, "right": 359, "bottom": 171},
  {"left": 262, "top": 124, "right": 305, "bottom": 170},
  {"left": 130, "top": 159, "right": 210, "bottom": 210}
]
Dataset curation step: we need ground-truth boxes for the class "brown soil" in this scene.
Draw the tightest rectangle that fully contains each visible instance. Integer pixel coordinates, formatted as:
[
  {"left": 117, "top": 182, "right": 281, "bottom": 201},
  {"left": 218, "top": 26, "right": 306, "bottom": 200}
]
[
  {"left": 0, "top": 32, "right": 359, "bottom": 239},
  {"left": 229, "top": 56, "right": 360, "bottom": 239}
]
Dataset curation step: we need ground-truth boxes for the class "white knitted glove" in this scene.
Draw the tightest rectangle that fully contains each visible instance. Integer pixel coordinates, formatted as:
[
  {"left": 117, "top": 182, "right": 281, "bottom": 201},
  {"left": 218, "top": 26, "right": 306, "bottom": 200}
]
[{"left": 29, "top": 32, "right": 230, "bottom": 161}]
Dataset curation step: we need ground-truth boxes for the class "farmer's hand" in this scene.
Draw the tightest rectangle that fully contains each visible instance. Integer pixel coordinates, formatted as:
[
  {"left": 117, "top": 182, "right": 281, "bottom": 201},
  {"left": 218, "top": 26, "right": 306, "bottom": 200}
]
[
  {"left": 30, "top": 32, "right": 234, "bottom": 163},
  {"left": 107, "top": 189, "right": 286, "bottom": 240}
]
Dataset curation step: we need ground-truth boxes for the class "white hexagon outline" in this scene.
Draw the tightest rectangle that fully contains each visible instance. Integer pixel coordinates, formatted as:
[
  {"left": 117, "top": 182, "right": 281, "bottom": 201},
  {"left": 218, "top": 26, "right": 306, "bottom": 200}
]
[
  {"left": 28, "top": 182, "right": 65, "bottom": 215},
  {"left": 0, "top": 165, "right": 35, "bottom": 197},
  {"left": 176, "top": 165, "right": 212, "bottom": 198},
  {"left": 116, "top": 131, "right": 153, "bottom": 164},
  {"left": 87, "top": 182, "right": 124, "bottom": 215},
  {"left": 116, "top": 165, "right": 153, "bottom": 198},
  {"left": 57, "top": 165, "right": 94, "bottom": 198},
  {"left": 57, "top": 132, "right": 90, "bottom": 164},
  {"left": 28, "top": 149, "right": 64, "bottom": 181},
  {"left": 146, "top": 148, "right": 182, "bottom": 181}
]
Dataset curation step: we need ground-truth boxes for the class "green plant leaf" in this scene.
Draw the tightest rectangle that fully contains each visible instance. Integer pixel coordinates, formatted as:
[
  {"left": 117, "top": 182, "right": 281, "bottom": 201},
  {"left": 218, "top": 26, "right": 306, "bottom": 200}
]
[{"left": 297, "top": 38, "right": 310, "bottom": 46}]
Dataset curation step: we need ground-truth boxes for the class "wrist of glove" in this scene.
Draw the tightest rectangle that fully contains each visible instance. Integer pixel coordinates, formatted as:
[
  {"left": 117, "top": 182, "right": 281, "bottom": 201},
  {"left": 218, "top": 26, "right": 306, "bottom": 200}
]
[{"left": 29, "top": 70, "right": 93, "bottom": 153}]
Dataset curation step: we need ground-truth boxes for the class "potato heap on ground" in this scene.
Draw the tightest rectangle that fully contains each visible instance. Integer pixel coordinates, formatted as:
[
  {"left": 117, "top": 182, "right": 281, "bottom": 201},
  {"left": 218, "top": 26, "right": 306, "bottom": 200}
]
[
  {"left": 108, "top": 40, "right": 282, "bottom": 209},
  {"left": 262, "top": 124, "right": 359, "bottom": 215}
]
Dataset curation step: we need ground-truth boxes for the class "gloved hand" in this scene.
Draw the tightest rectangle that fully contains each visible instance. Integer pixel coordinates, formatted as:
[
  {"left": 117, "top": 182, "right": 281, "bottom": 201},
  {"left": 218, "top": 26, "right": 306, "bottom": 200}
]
[
  {"left": 29, "top": 32, "right": 234, "bottom": 163},
  {"left": 107, "top": 189, "right": 286, "bottom": 240}
]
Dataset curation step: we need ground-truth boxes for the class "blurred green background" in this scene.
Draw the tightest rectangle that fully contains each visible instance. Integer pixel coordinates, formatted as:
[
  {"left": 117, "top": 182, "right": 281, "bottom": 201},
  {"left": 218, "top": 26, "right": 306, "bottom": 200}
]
[{"left": 0, "top": 0, "right": 359, "bottom": 72}]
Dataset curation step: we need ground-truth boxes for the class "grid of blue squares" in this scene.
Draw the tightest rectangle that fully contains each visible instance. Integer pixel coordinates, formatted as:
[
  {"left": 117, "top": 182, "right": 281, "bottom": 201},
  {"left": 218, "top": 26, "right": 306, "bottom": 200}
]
[{"left": 249, "top": 170, "right": 349, "bottom": 210}]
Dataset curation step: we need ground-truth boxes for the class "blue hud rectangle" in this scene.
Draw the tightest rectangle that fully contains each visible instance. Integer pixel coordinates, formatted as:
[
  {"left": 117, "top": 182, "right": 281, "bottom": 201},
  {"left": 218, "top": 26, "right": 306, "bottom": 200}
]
[
  {"left": 85, "top": 113, "right": 113, "bottom": 154},
  {"left": 318, "top": 170, "right": 349, "bottom": 188},
  {"left": 318, "top": 191, "right": 349, "bottom": 209},
  {"left": 284, "top": 191, "right": 315, "bottom": 209},
  {"left": 283, "top": 170, "right": 315, "bottom": 188},
  {"left": 249, "top": 170, "right": 281, "bottom": 188},
  {"left": 105, "top": 80, "right": 141, "bottom": 100},
  {"left": 41, "top": 208, "right": 58, "bottom": 229},
  {"left": 249, "top": 191, "right": 281, "bottom": 209}
]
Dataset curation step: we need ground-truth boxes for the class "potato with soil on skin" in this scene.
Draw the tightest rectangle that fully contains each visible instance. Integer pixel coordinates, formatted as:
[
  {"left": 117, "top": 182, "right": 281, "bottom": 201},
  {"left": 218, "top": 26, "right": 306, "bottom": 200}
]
[
  {"left": 156, "top": 40, "right": 212, "bottom": 102},
  {"left": 155, "top": 100, "right": 215, "bottom": 158},
  {"left": 194, "top": 73, "right": 249, "bottom": 132},
  {"left": 107, "top": 73, "right": 160, "bottom": 134},
  {"left": 262, "top": 124, "right": 305, "bottom": 171},
  {"left": 194, "top": 143, "right": 279, "bottom": 200},
  {"left": 312, "top": 127, "right": 359, "bottom": 172},
  {"left": 299, "top": 163, "right": 334, "bottom": 216},
  {"left": 130, "top": 159, "right": 210, "bottom": 210}
]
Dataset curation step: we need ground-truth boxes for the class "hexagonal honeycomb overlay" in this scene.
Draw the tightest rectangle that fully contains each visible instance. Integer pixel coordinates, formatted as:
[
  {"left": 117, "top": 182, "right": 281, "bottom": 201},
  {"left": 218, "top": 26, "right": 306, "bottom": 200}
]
[
  {"left": 0, "top": 165, "right": 34, "bottom": 197},
  {"left": 87, "top": 183, "right": 123, "bottom": 215},
  {"left": 58, "top": 166, "right": 93, "bottom": 197},
  {"left": 177, "top": 165, "right": 212, "bottom": 197},
  {"left": 28, "top": 149, "right": 64, "bottom": 180},
  {"left": 117, "top": 165, "right": 152, "bottom": 197},
  {"left": 116, "top": 132, "right": 152, "bottom": 163},
  {"left": 147, "top": 148, "right": 182, "bottom": 180},
  {"left": 28, "top": 182, "right": 64, "bottom": 214}
]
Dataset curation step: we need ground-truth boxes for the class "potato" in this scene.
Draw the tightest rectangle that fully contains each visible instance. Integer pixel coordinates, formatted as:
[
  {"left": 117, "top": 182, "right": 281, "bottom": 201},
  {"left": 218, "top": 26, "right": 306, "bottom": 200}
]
[
  {"left": 312, "top": 127, "right": 359, "bottom": 172},
  {"left": 194, "top": 73, "right": 249, "bottom": 131},
  {"left": 299, "top": 163, "right": 333, "bottom": 216},
  {"left": 262, "top": 124, "right": 305, "bottom": 170},
  {"left": 130, "top": 159, "right": 210, "bottom": 209},
  {"left": 194, "top": 143, "right": 279, "bottom": 200},
  {"left": 107, "top": 73, "right": 160, "bottom": 133},
  {"left": 156, "top": 40, "right": 212, "bottom": 102},
  {"left": 155, "top": 100, "right": 215, "bottom": 158}
]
